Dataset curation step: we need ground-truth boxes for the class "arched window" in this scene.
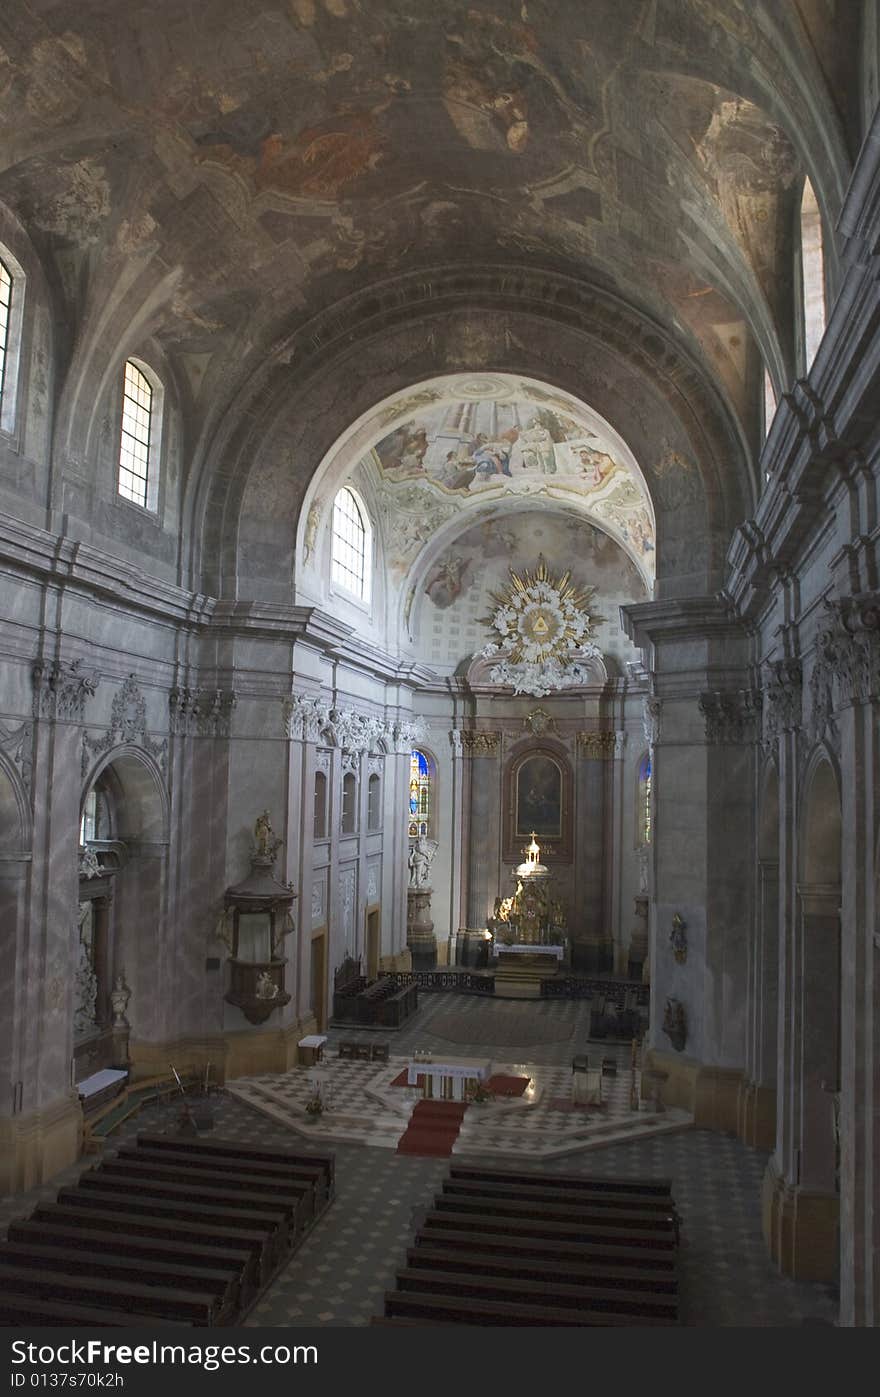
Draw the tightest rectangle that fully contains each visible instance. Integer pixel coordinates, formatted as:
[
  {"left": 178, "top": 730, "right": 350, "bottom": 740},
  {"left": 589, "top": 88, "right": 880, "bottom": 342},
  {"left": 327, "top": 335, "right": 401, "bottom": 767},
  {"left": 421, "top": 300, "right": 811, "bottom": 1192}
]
[
  {"left": 637, "top": 752, "right": 652, "bottom": 846},
  {"left": 0, "top": 258, "right": 12, "bottom": 411},
  {"left": 408, "top": 749, "right": 431, "bottom": 840},
  {"left": 313, "top": 770, "right": 328, "bottom": 840},
  {"left": 0, "top": 247, "right": 25, "bottom": 433},
  {"left": 118, "top": 358, "right": 163, "bottom": 510},
  {"left": 763, "top": 366, "right": 777, "bottom": 441},
  {"left": 331, "top": 486, "right": 371, "bottom": 602},
  {"left": 341, "top": 771, "right": 357, "bottom": 834},
  {"left": 367, "top": 773, "right": 382, "bottom": 831},
  {"left": 800, "top": 179, "right": 826, "bottom": 371}
]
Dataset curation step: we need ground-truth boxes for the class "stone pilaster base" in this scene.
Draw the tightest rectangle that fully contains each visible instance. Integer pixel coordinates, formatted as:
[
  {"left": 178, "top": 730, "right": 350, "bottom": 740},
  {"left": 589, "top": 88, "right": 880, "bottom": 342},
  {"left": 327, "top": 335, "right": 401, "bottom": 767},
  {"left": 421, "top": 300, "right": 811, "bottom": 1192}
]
[
  {"left": 736, "top": 1079, "right": 777, "bottom": 1151},
  {"left": 762, "top": 1156, "right": 839, "bottom": 1282},
  {"left": 0, "top": 1092, "right": 82, "bottom": 1196},
  {"left": 643, "top": 1049, "right": 743, "bottom": 1133}
]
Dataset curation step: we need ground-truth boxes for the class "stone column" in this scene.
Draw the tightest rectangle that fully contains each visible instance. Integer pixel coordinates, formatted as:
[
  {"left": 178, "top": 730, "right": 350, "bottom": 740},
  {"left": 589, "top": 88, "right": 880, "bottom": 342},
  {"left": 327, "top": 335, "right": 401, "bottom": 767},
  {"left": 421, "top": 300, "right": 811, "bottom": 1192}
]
[{"left": 628, "top": 895, "right": 649, "bottom": 981}]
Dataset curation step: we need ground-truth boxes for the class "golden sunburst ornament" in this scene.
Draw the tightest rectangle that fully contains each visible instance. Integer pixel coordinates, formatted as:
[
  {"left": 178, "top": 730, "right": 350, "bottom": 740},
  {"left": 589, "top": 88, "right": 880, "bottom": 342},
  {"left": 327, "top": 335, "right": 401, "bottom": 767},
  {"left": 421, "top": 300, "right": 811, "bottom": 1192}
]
[{"left": 477, "top": 555, "right": 601, "bottom": 696}]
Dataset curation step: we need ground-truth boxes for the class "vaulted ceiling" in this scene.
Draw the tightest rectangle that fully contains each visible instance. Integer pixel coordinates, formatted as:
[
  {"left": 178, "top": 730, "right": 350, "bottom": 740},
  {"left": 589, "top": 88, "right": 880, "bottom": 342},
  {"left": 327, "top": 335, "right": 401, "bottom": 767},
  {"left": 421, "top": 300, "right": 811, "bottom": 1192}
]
[{"left": 0, "top": 0, "right": 860, "bottom": 471}]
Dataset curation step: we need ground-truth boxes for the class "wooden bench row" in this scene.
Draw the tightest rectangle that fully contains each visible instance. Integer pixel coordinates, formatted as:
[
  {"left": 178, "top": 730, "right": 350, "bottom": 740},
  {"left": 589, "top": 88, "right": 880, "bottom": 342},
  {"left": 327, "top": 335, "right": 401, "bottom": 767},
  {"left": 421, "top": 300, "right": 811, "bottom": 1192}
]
[
  {"left": 375, "top": 1164, "right": 680, "bottom": 1327},
  {"left": 1, "top": 1132, "right": 335, "bottom": 1328}
]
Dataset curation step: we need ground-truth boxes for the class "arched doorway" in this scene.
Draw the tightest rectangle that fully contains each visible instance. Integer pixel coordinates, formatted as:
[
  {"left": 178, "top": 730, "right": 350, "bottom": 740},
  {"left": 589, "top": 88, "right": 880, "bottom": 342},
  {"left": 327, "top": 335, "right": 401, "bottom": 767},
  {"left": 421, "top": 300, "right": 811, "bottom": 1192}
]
[{"left": 77, "top": 748, "right": 168, "bottom": 1081}]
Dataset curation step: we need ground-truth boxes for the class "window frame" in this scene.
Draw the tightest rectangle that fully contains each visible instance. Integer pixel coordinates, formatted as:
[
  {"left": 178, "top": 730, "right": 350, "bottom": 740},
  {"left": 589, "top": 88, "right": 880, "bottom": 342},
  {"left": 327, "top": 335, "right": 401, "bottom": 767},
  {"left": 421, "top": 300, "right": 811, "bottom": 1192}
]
[
  {"left": 116, "top": 357, "right": 164, "bottom": 513},
  {"left": 330, "top": 485, "right": 373, "bottom": 606},
  {"left": 0, "top": 247, "right": 25, "bottom": 436}
]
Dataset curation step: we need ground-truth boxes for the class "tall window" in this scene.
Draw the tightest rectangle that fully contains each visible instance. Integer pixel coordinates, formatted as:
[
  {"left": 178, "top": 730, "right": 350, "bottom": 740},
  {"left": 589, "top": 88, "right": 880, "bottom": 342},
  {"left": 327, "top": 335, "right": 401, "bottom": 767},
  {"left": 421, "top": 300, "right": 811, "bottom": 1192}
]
[
  {"left": 367, "top": 773, "right": 382, "bottom": 831},
  {"left": 331, "top": 486, "right": 371, "bottom": 601},
  {"left": 118, "top": 359, "right": 159, "bottom": 509},
  {"left": 313, "top": 770, "right": 328, "bottom": 840},
  {"left": 409, "top": 749, "right": 431, "bottom": 840},
  {"left": 763, "top": 367, "right": 777, "bottom": 441},
  {"left": 800, "top": 179, "right": 826, "bottom": 372},
  {"left": 341, "top": 772, "right": 357, "bottom": 834},
  {"left": 0, "top": 258, "right": 11, "bottom": 413},
  {"left": 637, "top": 752, "right": 652, "bottom": 846},
  {"left": 80, "top": 788, "right": 97, "bottom": 845}
]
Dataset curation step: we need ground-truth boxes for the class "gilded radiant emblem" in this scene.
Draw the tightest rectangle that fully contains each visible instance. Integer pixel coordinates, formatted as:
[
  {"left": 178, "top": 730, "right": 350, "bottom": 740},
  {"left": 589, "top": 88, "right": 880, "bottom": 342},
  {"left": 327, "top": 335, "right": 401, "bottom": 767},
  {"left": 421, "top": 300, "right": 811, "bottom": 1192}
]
[{"left": 477, "top": 555, "right": 601, "bottom": 697}]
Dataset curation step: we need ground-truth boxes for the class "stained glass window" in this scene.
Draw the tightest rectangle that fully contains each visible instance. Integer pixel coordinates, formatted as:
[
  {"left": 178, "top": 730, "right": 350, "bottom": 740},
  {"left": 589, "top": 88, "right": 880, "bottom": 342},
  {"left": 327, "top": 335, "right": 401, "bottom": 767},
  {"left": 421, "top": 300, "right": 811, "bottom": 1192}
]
[
  {"left": 408, "top": 749, "right": 430, "bottom": 840},
  {"left": 638, "top": 752, "right": 652, "bottom": 845}
]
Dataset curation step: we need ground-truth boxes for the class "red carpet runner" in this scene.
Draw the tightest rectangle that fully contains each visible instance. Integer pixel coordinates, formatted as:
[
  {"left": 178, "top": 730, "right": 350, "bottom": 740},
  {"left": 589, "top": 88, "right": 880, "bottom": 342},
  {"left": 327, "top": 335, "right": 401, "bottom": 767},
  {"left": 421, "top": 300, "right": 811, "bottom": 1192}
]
[{"left": 396, "top": 1100, "right": 468, "bottom": 1157}]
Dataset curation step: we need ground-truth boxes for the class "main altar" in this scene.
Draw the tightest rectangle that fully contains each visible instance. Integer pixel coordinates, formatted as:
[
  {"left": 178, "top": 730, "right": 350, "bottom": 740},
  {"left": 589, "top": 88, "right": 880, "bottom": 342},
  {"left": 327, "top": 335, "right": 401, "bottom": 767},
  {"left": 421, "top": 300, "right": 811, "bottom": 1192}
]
[{"left": 489, "top": 834, "right": 569, "bottom": 997}]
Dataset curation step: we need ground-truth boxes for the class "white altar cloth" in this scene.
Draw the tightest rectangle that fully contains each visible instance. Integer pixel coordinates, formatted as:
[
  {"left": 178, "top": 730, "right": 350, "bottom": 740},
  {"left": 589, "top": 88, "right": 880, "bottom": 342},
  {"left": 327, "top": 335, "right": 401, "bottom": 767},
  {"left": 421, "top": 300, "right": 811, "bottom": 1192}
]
[
  {"left": 407, "top": 1056, "right": 492, "bottom": 1100},
  {"left": 493, "top": 943, "right": 565, "bottom": 960}
]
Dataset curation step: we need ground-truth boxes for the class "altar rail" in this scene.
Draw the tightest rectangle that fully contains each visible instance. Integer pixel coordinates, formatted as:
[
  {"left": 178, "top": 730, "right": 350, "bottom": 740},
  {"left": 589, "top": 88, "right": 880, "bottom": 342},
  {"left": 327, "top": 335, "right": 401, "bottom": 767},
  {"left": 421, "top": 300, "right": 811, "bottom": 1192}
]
[
  {"left": 386, "top": 971, "right": 495, "bottom": 995},
  {"left": 541, "top": 977, "right": 650, "bottom": 1006},
  {"left": 385, "top": 971, "right": 649, "bottom": 1005}
]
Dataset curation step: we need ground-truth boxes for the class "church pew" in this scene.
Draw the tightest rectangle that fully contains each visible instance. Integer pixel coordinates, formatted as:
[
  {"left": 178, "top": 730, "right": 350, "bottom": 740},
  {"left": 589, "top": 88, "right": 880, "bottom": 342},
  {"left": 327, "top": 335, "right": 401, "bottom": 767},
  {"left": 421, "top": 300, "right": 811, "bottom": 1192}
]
[
  {"left": 432, "top": 1189, "right": 677, "bottom": 1235},
  {"left": 95, "top": 1155, "right": 317, "bottom": 1227},
  {"left": 422, "top": 1208, "right": 677, "bottom": 1252},
  {"left": 52, "top": 1188, "right": 287, "bottom": 1269},
  {"left": 76, "top": 1168, "right": 302, "bottom": 1242},
  {"left": 0, "top": 1243, "right": 238, "bottom": 1323},
  {"left": 384, "top": 1290, "right": 669, "bottom": 1327},
  {"left": 393, "top": 1266, "right": 678, "bottom": 1322},
  {"left": 31, "top": 1201, "right": 271, "bottom": 1279},
  {"left": 135, "top": 1133, "right": 335, "bottom": 1202},
  {"left": 0, "top": 1294, "right": 189, "bottom": 1327},
  {"left": 405, "top": 1246, "right": 678, "bottom": 1296},
  {"left": 447, "top": 1164, "right": 674, "bottom": 1203},
  {"left": 412, "top": 1225, "right": 678, "bottom": 1272},
  {"left": 0, "top": 1265, "right": 221, "bottom": 1326},
  {"left": 7, "top": 1219, "right": 258, "bottom": 1302},
  {"left": 441, "top": 1176, "right": 678, "bottom": 1219},
  {"left": 120, "top": 1143, "right": 329, "bottom": 1202}
]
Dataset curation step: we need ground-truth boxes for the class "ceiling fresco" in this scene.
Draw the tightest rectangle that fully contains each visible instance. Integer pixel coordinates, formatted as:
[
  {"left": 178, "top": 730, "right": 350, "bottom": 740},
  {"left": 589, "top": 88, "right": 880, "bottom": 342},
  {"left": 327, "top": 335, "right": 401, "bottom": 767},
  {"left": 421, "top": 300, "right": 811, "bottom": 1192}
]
[
  {"left": 305, "top": 373, "right": 656, "bottom": 601},
  {"left": 0, "top": 0, "right": 858, "bottom": 460}
]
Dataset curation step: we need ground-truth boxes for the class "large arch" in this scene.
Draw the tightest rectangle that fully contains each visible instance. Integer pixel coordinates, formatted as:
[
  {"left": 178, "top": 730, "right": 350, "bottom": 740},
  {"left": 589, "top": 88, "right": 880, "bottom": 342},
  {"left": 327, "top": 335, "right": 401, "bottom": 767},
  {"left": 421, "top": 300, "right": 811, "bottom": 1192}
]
[{"left": 194, "top": 269, "right": 751, "bottom": 607}]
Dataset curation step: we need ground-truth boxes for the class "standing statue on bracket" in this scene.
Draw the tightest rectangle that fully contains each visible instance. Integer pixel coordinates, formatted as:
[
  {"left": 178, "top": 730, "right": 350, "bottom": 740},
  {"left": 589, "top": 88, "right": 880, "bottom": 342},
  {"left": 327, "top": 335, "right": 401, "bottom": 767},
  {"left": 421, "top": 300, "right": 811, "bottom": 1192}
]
[
  {"left": 253, "top": 810, "right": 282, "bottom": 861},
  {"left": 408, "top": 835, "right": 438, "bottom": 888}
]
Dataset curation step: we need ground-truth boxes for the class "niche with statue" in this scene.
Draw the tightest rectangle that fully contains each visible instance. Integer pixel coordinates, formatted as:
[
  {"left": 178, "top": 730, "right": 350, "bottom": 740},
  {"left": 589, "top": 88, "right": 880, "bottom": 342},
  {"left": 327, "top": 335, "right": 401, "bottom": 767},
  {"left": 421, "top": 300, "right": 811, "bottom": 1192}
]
[{"left": 220, "top": 812, "right": 296, "bottom": 1024}]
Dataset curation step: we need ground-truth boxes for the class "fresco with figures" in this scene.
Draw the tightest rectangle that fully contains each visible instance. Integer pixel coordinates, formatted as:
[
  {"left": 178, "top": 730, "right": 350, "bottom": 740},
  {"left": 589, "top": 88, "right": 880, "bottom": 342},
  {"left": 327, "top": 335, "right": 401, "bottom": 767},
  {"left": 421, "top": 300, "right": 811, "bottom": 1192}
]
[{"left": 355, "top": 376, "right": 655, "bottom": 587}]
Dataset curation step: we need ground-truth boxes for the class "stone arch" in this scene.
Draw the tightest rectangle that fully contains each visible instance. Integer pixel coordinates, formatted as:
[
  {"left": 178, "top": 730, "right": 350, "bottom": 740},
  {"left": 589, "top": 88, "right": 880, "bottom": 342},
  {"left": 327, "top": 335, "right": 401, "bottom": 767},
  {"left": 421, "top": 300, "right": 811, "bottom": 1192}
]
[
  {"left": 187, "top": 268, "right": 752, "bottom": 603},
  {"left": 79, "top": 746, "right": 169, "bottom": 1046},
  {"left": 0, "top": 750, "right": 31, "bottom": 855}
]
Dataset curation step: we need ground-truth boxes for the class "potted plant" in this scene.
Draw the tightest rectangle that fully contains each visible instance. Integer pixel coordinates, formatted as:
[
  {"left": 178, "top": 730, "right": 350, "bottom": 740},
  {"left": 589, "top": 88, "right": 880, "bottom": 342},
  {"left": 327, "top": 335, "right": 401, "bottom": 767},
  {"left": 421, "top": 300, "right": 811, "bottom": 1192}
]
[
  {"left": 468, "top": 1081, "right": 492, "bottom": 1104},
  {"left": 304, "top": 1092, "right": 324, "bottom": 1120}
]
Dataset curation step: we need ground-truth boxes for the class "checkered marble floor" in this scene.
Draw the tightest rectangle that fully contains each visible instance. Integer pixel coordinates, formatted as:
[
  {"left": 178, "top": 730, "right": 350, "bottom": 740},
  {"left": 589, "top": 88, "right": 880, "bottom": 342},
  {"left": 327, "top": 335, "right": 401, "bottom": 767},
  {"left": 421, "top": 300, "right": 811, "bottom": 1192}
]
[
  {"left": 0, "top": 995, "right": 840, "bottom": 1326},
  {"left": 228, "top": 1047, "right": 692, "bottom": 1160}
]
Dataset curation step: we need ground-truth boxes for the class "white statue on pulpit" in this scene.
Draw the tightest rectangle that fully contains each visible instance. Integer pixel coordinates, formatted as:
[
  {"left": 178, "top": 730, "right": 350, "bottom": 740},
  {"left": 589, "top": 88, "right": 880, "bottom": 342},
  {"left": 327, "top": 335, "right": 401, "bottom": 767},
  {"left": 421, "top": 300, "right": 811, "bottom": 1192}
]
[{"left": 408, "top": 836, "right": 438, "bottom": 889}]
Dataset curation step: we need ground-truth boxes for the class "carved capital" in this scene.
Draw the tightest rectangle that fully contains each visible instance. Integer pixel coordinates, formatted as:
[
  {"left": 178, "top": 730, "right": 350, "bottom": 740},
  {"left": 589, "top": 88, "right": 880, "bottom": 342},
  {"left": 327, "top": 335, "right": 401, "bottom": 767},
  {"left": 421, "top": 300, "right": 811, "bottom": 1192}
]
[
  {"left": 32, "top": 659, "right": 99, "bottom": 722},
  {"left": 170, "top": 686, "right": 236, "bottom": 738},
  {"left": 459, "top": 730, "right": 500, "bottom": 756},
  {"left": 698, "top": 688, "right": 761, "bottom": 744},
  {"left": 762, "top": 658, "right": 802, "bottom": 747},
  {"left": 576, "top": 731, "right": 616, "bottom": 759}
]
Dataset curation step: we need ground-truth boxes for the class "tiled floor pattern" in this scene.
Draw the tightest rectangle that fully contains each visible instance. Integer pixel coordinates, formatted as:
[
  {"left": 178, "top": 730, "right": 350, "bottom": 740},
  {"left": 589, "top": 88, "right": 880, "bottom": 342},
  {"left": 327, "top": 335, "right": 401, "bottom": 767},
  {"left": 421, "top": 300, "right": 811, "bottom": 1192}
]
[
  {"left": 0, "top": 994, "right": 839, "bottom": 1326},
  {"left": 229, "top": 994, "right": 689, "bottom": 1159}
]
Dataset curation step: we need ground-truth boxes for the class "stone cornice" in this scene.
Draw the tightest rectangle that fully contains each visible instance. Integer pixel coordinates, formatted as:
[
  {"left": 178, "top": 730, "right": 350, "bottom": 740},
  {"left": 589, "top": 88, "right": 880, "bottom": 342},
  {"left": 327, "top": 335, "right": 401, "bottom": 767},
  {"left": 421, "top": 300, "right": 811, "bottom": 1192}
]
[{"left": 620, "top": 595, "right": 744, "bottom": 648}]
